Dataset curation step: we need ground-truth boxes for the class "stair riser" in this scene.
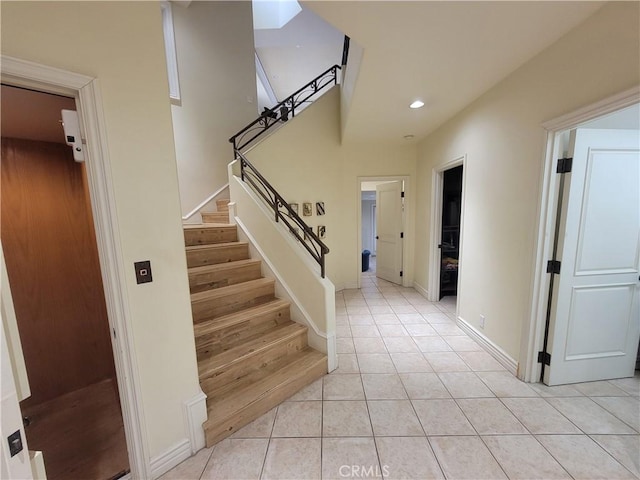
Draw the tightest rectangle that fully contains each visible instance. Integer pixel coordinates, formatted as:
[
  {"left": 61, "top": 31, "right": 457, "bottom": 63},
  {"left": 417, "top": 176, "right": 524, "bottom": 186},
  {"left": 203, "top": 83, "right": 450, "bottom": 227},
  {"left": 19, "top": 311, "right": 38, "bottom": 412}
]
[
  {"left": 189, "top": 262, "right": 262, "bottom": 294},
  {"left": 186, "top": 244, "right": 249, "bottom": 268},
  {"left": 195, "top": 306, "right": 291, "bottom": 354},
  {"left": 192, "top": 285, "right": 275, "bottom": 323},
  {"left": 184, "top": 227, "right": 237, "bottom": 247},
  {"left": 201, "top": 212, "right": 229, "bottom": 223},
  {"left": 199, "top": 329, "right": 306, "bottom": 394},
  {"left": 216, "top": 200, "right": 229, "bottom": 212},
  {"left": 203, "top": 357, "right": 326, "bottom": 446}
]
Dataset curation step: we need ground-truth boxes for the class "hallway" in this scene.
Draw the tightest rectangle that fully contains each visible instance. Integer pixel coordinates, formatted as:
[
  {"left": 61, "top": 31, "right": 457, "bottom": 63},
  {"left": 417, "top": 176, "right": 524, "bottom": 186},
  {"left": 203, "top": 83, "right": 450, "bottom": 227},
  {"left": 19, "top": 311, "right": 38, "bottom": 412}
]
[{"left": 160, "top": 271, "right": 640, "bottom": 479}]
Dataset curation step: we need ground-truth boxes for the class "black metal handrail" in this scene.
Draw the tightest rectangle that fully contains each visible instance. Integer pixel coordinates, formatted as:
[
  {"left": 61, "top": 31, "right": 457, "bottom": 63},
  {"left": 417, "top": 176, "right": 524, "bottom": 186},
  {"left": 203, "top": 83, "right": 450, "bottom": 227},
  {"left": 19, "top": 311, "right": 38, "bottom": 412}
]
[
  {"left": 228, "top": 65, "right": 341, "bottom": 278},
  {"left": 237, "top": 152, "right": 329, "bottom": 278},
  {"left": 229, "top": 64, "right": 341, "bottom": 154}
]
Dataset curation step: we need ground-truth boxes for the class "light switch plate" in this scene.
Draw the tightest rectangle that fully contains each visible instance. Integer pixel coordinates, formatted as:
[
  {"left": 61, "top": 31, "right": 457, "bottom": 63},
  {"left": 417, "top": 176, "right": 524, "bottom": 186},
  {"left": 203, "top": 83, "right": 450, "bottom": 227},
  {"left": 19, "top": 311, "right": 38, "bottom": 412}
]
[
  {"left": 8, "top": 430, "right": 23, "bottom": 457},
  {"left": 134, "top": 260, "right": 153, "bottom": 284}
]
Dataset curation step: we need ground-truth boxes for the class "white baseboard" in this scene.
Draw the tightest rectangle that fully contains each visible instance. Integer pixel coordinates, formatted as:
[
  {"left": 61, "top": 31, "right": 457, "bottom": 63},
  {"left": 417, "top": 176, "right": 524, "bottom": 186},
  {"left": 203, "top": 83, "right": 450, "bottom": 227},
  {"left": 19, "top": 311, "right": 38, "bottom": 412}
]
[
  {"left": 183, "top": 390, "right": 207, "bottom": 454},
  {"left": 412, "top": 281, "right": 429, "bottom": 299},
  {"left": 457, "top": 316, "right": 519, "bottom": 375},
  {"left": 150, "top": 439, "right": 191, "bottom": 479}
]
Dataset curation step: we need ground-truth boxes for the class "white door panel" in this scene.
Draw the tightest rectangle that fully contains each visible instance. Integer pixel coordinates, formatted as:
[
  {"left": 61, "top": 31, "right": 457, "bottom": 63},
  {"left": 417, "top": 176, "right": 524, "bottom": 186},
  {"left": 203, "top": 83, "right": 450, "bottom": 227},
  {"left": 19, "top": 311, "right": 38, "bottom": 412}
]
[
  {"left": 565, "top": 284, "right": 635, "bottom": 359},
  {"left": 376, "top": 181, "right": 403, "bottom": 285},
  {"left": 575, "top": 150, "right": 640, "bottom": 274},
  {"left": 547, "top": 128, "right": 640, "bottom": 385}
]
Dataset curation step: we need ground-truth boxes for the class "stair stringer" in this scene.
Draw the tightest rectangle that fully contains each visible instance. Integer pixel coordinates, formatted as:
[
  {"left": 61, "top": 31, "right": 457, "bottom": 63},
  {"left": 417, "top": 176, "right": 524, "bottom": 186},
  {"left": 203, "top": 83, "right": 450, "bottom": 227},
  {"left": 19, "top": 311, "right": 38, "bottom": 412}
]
[
  {"left": 227, "top": 173, "right": 337, "bottom": 372},
  {"left": 232, "top": 213, "right": 337, "bottom": 372}
]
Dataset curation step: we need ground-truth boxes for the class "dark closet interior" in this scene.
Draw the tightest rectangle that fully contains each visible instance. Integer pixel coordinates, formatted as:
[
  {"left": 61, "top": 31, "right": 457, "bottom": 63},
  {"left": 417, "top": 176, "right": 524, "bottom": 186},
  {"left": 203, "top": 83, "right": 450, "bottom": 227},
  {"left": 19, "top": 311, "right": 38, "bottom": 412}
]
[
  {"left": 440, "top": 165, "right": 463, "bottom": 299},
  {"left": 1, "top": 85, "right": 129, "bottom": 480}
]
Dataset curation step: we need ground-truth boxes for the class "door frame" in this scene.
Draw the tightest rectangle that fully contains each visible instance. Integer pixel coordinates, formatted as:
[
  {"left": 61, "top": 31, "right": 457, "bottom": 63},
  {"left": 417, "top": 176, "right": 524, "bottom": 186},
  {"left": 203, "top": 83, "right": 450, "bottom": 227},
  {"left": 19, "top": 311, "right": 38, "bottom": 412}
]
[
  {"left": 519, "top": 85, "right": 640, "bottom": 383},
  {"left": 371, "top": 204, "right": 377, "bottom": 256},
  {"left": 427, "top": 156, "right": 466, "bottom": 304},
  {"left": 1, "top": 56, "right": 149, "bottom": 478},
  {"left": 356, "top": 176, "right": 410, "bottom": 289}
]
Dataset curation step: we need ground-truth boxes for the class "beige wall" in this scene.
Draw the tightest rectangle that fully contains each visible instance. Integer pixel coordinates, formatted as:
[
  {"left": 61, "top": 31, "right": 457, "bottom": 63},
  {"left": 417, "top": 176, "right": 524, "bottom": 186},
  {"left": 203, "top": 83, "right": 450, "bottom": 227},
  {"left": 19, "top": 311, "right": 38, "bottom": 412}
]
[
  {"left": 171, "top": 1, "right": 258, "bottom": 218},
  {"left": 246, "top": 87, "right": 417, "bottom": 289},
  {"left": 414, "top": 2, "right": 640, "bottom": 361},
  {"left": 1, "top": 1, "right": 200, "bottom": 460}
]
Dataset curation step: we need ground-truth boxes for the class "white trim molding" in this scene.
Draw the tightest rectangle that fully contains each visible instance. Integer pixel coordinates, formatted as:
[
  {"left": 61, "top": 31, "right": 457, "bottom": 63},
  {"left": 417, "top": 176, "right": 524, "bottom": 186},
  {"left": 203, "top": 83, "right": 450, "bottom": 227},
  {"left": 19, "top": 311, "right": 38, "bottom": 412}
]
[
  {"left": 412, "top": 281, "right": 429, "bottom": 300},
  {"left": 183, "top": 391, "right": 207, "bottom": 454},
  {"left": 521, "top": 86, "right": 640, "bottom": 383},
  {"left": 161, "top": 1, "right": 181, "bottom": 104},
  {"left": 457, "top": 316, "right": 519, "bottom": 375},
  {"left": 149, "top": 439, "right": 191, "bottom": 479},
  {"left": 1, "top": 55, "right": 151, "bottom": 478},
  {"left": 182, "top": 183, "right": 230, "bottom": 221}
]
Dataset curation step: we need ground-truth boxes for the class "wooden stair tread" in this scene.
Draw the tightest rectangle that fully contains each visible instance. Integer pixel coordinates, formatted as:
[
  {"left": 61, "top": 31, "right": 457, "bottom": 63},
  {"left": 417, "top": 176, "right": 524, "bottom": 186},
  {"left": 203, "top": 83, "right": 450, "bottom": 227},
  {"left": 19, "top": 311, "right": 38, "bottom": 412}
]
[
  {"left": 185, "top": 241, "right": 247, "bottom": 252},
  {"left": 198, "top": 321, "right": 306, "bottom": 380},
  {"left": 188, "top": 258, "right": 260, "bottom": 276},
  {"left": 191, "top": 277, "right": 274, "bottom": 303},
  {"left": 184, "top": 224, "right": 237, "bottom": 247},
  {"left": 183, "top": 223, "right": 233, "bottom": 230},
  {"left": 204, "top": 348, "right": 326, "bottom": 424},
  {"left": 194, "top": 298, "right": 290, "bottom": 339}
]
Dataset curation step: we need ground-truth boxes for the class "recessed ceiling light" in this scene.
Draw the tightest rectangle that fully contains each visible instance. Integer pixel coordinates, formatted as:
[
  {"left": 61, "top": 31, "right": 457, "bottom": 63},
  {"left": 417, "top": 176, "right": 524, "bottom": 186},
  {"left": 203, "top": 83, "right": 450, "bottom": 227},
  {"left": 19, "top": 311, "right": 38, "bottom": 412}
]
[{"left": 409, "top": 100, "right": 425, "bottom": 109}]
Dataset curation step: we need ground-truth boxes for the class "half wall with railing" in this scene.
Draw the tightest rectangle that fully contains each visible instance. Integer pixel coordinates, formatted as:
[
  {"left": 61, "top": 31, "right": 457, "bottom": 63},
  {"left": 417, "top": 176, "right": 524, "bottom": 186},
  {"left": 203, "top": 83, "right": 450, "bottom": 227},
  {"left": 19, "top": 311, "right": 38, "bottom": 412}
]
[{"left": 229, "top": 64, "right": 340, "bottom": 278}]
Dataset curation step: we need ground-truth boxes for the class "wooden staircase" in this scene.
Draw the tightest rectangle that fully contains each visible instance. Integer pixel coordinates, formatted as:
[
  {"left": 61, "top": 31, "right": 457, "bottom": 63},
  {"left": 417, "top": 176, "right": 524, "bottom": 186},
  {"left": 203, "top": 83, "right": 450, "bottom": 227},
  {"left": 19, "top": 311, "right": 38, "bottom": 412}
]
[{"left": 186, "top": 200, "right": 327, "bottom": 446}]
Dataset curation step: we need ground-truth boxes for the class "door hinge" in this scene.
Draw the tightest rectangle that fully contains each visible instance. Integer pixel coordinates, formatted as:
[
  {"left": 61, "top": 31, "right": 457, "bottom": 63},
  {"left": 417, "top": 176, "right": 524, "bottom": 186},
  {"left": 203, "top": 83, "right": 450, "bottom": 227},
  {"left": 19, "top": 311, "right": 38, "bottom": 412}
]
[
  {"left": 400, "top": 271, "right": 403, "bottom": 277},
  {"left": 401, "top": 191, "right": 405, "bottom": 198},
  {"left": 400, "top": 232, "right": 404, "bottom": 239},
  {"left": 546, "top": 260, "right": 561, "bottom": 274},
  {"left": 556, "top": 157, "right": 573, "bottom": 174},
  {"left": 112, "top": 328, "right": 117, "bottom": 339},
  {"left": 537, "top": 351, "right": 551, "bottom": 365}
]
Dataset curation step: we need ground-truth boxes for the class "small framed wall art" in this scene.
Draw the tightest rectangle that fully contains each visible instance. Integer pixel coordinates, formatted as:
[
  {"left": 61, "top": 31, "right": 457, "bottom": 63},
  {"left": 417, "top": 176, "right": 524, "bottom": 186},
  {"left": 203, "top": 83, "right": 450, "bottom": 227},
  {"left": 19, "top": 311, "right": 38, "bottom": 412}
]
[
  {"left": 303, "top": 202, "right": 313, "bottom": 216},
  {"left": 316, "top": 202, "right": 325, "bottom": 216}
]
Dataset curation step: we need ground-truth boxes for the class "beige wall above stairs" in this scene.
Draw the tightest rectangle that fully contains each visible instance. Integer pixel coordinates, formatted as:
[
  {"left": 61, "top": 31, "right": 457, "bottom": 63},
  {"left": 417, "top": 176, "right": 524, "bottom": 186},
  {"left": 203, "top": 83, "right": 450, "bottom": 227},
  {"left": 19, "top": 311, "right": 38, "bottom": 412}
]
[{"left": 183, "top": 209, "right": 327, "bottom": 446}]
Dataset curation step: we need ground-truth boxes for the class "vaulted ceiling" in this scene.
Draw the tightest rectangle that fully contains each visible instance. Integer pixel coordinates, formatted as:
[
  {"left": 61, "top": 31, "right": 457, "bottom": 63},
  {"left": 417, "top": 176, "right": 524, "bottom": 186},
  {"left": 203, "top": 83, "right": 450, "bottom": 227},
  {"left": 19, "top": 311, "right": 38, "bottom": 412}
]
[{"left": 302, "top": 1, "right": 605, "bottom": 144}]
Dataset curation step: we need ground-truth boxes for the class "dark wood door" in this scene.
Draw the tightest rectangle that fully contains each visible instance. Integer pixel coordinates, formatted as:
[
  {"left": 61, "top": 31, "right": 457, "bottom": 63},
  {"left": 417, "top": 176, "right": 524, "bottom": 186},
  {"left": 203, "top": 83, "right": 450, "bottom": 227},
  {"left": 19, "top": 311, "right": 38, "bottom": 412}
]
[{"left": 1, "top": 137, "right": 116, "bottom": 406}]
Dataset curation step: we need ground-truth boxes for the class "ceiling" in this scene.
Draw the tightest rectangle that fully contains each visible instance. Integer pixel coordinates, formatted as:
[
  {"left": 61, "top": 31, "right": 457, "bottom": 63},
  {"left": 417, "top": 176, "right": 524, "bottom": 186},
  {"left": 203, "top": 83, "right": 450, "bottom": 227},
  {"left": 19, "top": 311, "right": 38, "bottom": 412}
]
[
  {"left": 1, "top": 85, "right": 75, "bottom": 143},
  {"left": 299, "top": 1, "right": 605, "bottom": 144}
]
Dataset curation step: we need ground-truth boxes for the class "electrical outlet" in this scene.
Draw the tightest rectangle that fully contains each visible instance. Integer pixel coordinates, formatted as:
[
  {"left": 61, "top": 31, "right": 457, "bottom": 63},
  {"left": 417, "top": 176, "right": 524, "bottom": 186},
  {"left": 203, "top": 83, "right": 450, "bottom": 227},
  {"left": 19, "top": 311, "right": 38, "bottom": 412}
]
[{"left": 479, "top": 314, "right": 486, "bottom": 329}]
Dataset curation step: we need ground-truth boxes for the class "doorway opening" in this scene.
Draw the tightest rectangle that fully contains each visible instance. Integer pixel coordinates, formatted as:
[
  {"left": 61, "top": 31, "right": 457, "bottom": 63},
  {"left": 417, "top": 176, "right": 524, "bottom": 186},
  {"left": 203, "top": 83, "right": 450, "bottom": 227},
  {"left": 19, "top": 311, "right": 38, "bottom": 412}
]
[
  {"left": 523, "top": 93, "right": 640, "bottom": 385},
  {"left": 428, "top": 156, "right": 466, "bottom": 307},
  {"left": 1, "top": 85, "right": 130, "bottom": 480},
  {"left": 358, "top": 177, "right": 408, "bottom": 289},
  {"left": 360, "top": 190, "right": 377, "bottom": 275},
  {"left": 439, "top": 165, "right": 463, "bottom": 300}
]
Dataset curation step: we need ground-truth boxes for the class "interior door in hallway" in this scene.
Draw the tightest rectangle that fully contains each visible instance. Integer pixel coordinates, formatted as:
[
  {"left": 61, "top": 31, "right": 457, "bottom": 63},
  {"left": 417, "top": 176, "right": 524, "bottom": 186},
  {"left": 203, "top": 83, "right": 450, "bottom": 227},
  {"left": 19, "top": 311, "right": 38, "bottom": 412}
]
[
  {"left": 375, "top": 181, "right": 404, "bottom": 285},
  {"left": 545, "top": 128, "right": 640, "bottom": 385}
]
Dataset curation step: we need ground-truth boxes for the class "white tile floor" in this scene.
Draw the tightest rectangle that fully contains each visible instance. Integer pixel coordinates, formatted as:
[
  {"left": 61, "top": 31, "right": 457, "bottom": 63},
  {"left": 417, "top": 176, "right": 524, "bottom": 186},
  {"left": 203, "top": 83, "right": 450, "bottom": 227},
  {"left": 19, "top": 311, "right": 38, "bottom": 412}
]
[{"left": 161, "top": 269, "right": 640, "bottom": 480}]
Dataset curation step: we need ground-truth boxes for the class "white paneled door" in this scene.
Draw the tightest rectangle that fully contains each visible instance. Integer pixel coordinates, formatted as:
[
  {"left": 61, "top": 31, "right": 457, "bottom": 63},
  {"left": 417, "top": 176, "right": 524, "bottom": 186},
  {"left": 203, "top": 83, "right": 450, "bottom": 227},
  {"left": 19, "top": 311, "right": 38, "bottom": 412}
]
[
  {"left": 546, "top": 129, "right": 640, "bottom": 385},
  {"left": 375, "top": 181, "right": 404, "bottom": 285}
]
